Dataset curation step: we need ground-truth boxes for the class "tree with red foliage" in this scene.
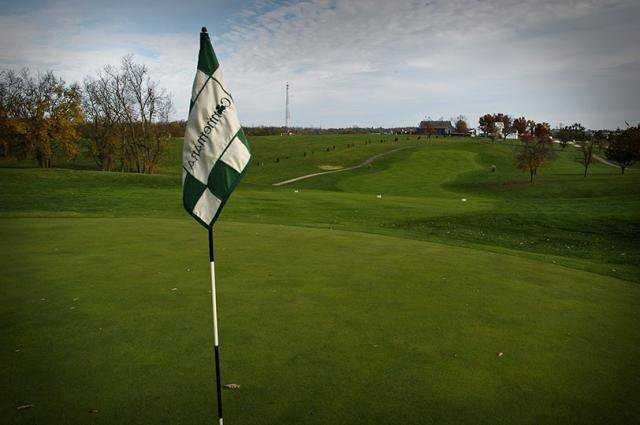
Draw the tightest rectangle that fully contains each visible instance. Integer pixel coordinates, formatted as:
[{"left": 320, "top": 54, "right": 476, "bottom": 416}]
[
  {"left": 480, "top": 113, "right": 514, "bottom": 139},
  {"left": 513, "top": 116, "right": 535, "bottom": 138},
  {"left": 494, "top": 113, "right": 514, "bottom": 139},
  {"left": 605, "top": 125, "right": 640, "bottom": 175},
  {"left": 515, "top": 122, "right": 556, "bottom": 183},
  {"left": 479, "top": 114, "right": 497, "bottom": 138}
]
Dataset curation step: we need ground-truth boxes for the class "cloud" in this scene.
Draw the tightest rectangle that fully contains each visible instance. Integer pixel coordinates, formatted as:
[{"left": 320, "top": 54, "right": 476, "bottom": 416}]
[
  {"left": 1, "top": 0, "right": 639, "bottom": 128},
  {"left": 219, "top": 0, "right": 640, "bottom": 128}
]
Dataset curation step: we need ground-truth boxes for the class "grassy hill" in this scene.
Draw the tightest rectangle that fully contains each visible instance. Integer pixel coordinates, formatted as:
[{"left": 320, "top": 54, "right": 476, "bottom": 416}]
[{"left": 1, "top": 135, "right": 639, "bottom": 424}]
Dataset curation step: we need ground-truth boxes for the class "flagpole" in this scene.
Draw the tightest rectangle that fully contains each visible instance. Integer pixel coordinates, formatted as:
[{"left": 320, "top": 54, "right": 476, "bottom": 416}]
[{"left": 208, "top": 228, "right": 224, "bottom": 425}]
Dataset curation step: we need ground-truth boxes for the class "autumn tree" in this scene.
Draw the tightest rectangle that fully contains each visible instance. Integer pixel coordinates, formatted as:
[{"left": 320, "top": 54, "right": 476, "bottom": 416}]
[
  {"left": 605, "top": 125, "right": 640, "bottom": 175},
  {"left": 454, "top": 115, "right": 469, "bottom": 134},
  {"left": 479, "top": 114, "right": 496, "bottom": 138},
  {"left": 513, "top": 116, "right": 535, "bottom": 137},
  {"left": 515, "top": 122, "right": 556, "bottom": 182},
  {"left": 480, "top": 113, "right": 514, "bottom": 139},
  {"left": 534, "top": 122, "right": 552, "bottom": 142},
  {"left": 494, "top": 113, "right": 514, "bottom": 139},
  {"left": 0, "top": 68, "right": 83, "bottom": 167},
  {"left": 557, "top": 122, "right": 587, "bottom": 149},
  {"left": 513, "top": 116, "right": 527, "bottom": 136}
]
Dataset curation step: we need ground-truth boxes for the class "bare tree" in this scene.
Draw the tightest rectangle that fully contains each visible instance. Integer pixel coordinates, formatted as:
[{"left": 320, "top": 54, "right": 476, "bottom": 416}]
[
  {"left": 83, "top": 55, "right": 172, "bottom": 173},
  {"left": 0, "top": 68, "right": 27, "bottom": 158},
  {"left": 83, "top": 73, "right": 121, "bottom": 170},
  {"left": 576, "top": 138, "right": 595, "bottom": 177}
]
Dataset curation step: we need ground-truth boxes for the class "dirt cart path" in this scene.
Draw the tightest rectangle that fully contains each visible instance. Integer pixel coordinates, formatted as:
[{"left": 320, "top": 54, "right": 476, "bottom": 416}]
[{"left": 272, "top": 146, "right": 415, "bottom": 186}]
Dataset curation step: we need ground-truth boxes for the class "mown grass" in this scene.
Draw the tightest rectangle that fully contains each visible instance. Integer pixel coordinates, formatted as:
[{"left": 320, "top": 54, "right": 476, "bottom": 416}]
[
  {"left": 3, "top": 135, "right": 637, "bottom": 280},
  {"left": 3, "top": 219, "right": 639, "bottom": 424},
  {"left": 1, "top": 133, "right": 640, "bottom": 424}
]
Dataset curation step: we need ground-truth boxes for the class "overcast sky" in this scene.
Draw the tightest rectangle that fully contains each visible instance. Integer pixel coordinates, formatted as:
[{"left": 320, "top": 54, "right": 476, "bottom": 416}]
[{"left": 1, "top": 0, "right": 638, "bottom": 129}]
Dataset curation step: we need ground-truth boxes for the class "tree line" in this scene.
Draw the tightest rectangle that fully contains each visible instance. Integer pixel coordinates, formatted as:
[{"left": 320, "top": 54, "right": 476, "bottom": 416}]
[
  {"left": 2, "top": 64, "right": 638, "bottom": 179},
  {"left": 0, "top": 55, "right": 172, "bottom": 173},
  {"left": 478, "top": 113, "right": 639, "bottom": 181}
]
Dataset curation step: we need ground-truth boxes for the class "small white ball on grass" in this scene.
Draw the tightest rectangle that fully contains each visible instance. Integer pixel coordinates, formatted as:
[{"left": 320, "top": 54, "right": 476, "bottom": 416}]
[
  {"left": 224, "top": 383, "right": 241, "bottom": 390},
  {"left": 461, "top": 198, "right": 467, "bottom": 202}
]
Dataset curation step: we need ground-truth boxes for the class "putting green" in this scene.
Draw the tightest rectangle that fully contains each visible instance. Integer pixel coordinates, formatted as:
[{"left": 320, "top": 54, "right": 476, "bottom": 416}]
[{"left": 2, "top": 218, "right": 639, "bottom": 424}]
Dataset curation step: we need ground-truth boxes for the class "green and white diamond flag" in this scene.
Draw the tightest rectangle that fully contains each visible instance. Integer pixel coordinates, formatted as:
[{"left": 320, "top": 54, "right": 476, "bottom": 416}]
[{"left": 183, "top": 28, "right": 251, "bottom": 228}]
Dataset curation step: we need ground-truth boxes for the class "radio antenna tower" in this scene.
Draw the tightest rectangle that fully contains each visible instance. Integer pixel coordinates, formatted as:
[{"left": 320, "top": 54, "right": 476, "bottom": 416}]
[{"left": 285, "top": 82, "right": 291, "bottom": 131}]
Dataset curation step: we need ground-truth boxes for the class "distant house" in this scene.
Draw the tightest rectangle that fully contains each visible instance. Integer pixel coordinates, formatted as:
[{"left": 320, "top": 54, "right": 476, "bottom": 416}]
[
  {"left": 391, "top": 127, "right": 417, "bottom": 135},
  {"left": 417, "top": 120, "right": 454, "bottom": 135},
  {"left": 506, "top": 131, "right": 519, "bottom": 140}
]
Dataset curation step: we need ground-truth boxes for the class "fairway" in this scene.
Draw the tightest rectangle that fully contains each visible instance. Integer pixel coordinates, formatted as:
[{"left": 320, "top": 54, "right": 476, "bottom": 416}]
[{"left": 2, "top": 135, "right": 640, "bottom": 424}]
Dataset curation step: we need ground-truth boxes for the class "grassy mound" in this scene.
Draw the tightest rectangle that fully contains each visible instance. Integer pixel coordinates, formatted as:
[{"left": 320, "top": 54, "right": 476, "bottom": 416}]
[
  {"left": 2, "top": 135, "right": 638, "bottom": 280},
  {"left": 1, "top": 134, "right": 639, "bottom": 423}
]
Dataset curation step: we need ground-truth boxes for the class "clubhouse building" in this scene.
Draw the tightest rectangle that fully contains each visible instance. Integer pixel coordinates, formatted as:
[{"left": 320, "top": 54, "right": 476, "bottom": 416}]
[{"left": 417, "top": 120, "right": 455, "bottom": 135}]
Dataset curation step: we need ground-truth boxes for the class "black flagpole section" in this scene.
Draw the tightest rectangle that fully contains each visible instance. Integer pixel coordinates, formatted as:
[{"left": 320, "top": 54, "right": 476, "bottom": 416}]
[{"left": 209, "top": 228, "right": 224, "bottom": 424}]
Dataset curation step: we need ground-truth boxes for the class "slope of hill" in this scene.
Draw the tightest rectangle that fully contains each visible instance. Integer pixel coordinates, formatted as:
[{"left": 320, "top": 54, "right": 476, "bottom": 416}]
[
  {"left": 1, "top": 134, "right": 639, "bottom": 424},
  {"left": 3, "top": 135, "right": 637, "bottom": 280}
]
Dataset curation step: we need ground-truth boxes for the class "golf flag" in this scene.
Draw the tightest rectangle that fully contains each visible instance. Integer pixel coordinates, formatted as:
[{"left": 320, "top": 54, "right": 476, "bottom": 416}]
[{"left": 183, "top": 27, "right": 251, "bottom": 228}]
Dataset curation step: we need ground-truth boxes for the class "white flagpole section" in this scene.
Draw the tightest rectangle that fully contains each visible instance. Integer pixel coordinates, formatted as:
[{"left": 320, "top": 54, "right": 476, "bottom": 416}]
[
  {"left": 208, "top": 229, "right": 224, "bottom": 425},
  {"left": 210, "top": 261, "right": 219, "bottom": 346}
]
